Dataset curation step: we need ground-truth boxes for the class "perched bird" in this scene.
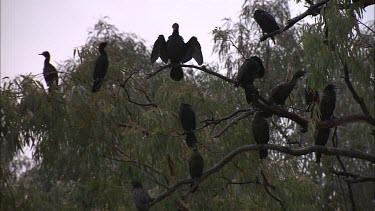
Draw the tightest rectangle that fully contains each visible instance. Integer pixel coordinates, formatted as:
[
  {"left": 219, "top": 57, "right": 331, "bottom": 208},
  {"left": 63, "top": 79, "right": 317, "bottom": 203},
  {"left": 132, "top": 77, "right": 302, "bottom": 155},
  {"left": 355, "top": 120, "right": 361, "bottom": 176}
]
[
  {"left": 189, "top": 147, "right": 204, "bottom": 192},
  {"left": 319, "top": 84, "right": 336, "bottom": 120},
  {"left": 314, "top": 128, "right": 331, "bottom": 164},
  {"left": 236, "top": 56, "right": 265, "bottom": 104},
  {"left": 92, "top": 42, "right": 109, "bottom": 93},
  {"left": 179, "top": 103, "right": 197, "bottom": 148},
  {"left": 252, "top": 112, "right": 270, "bottom": 159},
  {"left": 304, "top": 87, "right": 320, "bottom": 112},
  {"left": 131, "top": 181, "right": 152, "bottom": 211},
  {"left": 269, "top": 70, "right": 305, "bottom": 106},
  {"left": 254, "top": 9, "right": 280, "bottom": 43},
  {"left": 39, "top": 51, "right": 58, "bottom": 92},
  {"left": 151, "top": 23, "right": 203, "bottom": 81}
]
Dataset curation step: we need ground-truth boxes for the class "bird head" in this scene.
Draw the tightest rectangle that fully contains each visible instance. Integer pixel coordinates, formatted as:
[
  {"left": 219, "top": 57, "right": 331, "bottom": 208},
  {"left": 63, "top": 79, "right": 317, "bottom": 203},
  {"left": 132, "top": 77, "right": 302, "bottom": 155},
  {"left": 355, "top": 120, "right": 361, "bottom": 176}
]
[
  {"left": 172, "top": 23, "right": 179, "bottom": 30},
  {"left": 38, "top": 51, "right": 50, "bottom": 58},
  {"left": 98, "top": 42, "right": 107, "bottom": 50},
  {"left": 292, "top": 70, "right": 305, "bottom": 80},
  {"left": 131, "top": 181, "right": 143, "bottom": 188},
  {"left": 180, "top": 103, "right": 192, "bottom": 109},
  {"left": 324, "top": 84, "right": 336, "bottom": 92},
  {"left": 254, "top": 9, "right": 264, "bottom": 18}
]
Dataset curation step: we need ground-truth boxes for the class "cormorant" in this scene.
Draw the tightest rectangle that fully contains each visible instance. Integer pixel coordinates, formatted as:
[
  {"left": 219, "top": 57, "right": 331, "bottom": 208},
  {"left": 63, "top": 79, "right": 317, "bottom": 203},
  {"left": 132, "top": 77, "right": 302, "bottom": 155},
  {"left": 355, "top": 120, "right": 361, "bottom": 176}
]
[
  {"left": 131, "top": 181, "right": 152, "bottom": 211},
  {"left": 314, "top": 128, "right": 331, "bottom": 164},
  {"left": 189, "top": 147, "right": 204, "bottom": 192},
  {"left": 254, "top": 9, "right": 280, "bottom": 43},
  {"left": 236, "top": 56, "right": 265, "bottom": 104},
  {"left": 39, "top": 51, "right": 58, "bottom": 92},
  {"left": 92, "top": 42, "right": 109, "bottom": 92},
  {"left": 252, "top": 112, "right": 270, "bottom": 159},
  {"left": 179, "top": 103, "right": 197, "bottom": 148},
  {"left": 319, "top": 84, "right": 336, "bottom": 120},
  {"left": 151, "top": 23, "right": 203, "bottom": 81},
  {"left": 305, "top": 87, "right": 320, "bottom": 112},
  {"left": 269, "top": 70, "right": 305, "bottom": 106}
]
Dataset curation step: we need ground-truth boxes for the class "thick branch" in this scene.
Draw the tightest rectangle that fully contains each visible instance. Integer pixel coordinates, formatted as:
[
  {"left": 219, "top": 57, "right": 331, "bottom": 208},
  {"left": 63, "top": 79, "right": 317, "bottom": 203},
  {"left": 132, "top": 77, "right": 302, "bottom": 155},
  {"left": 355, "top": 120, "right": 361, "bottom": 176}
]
[
  {"left": 260, "top": 0, "right": 330, "bottom": 42},
  {"left": 150, "top": 144, "right": 374, "bottom": 207}
]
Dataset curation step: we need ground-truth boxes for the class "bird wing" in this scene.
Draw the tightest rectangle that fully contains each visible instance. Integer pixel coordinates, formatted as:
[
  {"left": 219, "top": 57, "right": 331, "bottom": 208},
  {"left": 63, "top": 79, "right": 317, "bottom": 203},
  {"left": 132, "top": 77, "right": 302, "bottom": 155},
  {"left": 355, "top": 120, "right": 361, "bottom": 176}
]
[
  {"left": 43, "top": 64, "right": 58, "bottom": 86},
  {"left": 151, "top": 35, "right": 168, "bottom": 63},
  {"left": 182, "top": 37, "right": 203, "bottom": 65},
  {"left": 237, "top": 59, "right": 250, "bottom": 87}
]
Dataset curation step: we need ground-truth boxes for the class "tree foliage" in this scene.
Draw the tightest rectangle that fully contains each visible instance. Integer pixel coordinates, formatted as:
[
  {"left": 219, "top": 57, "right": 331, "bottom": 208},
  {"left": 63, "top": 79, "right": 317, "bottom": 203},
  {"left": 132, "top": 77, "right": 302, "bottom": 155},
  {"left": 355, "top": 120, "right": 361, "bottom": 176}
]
[{"left": 1, "top": 1, "right": 374, "bottom": 210}]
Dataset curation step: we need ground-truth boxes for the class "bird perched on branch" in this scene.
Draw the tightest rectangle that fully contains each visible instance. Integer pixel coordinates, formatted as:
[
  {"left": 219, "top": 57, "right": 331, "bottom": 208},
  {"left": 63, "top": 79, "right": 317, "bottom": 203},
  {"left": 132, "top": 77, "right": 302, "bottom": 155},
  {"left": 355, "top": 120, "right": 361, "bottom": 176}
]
[
  {"left": 314, "top": 127, "right": 331, "bottom": 164},
  {"left": 319, "top": 84, "right": 336, "bottom": 120},
  {"left": 252, "top": 112, "right": 270, "bottom": 159},
  {"left": 179, "top": 103, "right": 197, "bottom": 148},
  {"left": 254, "top": 9, "right": 280, "bottom": 43},
  {"left": 131, "top": 181, "right": 152, "bottom": 211},
  {"left": 151, "top": 23, "right": 203, "bottom": 81},
  {"left": 189, "top": 147, "right": 204, "bottom": 192},
  {"left": 236, "top": 56, "right": 265, "bottom": 104},
  {"left": 39, "top": 51, "right": 58, "bottom": 92},
  {"left": 92, "top": 42, "right": 109, "bottom": 92},
  {"left": 269, "top": 70, "right": 305, "bottom": 106}
]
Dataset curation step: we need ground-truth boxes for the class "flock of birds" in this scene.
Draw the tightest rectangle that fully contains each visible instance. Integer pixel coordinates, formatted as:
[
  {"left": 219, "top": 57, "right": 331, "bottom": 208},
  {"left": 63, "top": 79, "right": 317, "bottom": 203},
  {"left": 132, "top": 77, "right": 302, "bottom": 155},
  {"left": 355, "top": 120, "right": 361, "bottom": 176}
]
[{"left": 38, "top": 9, "right": 336, "bottom": 210}]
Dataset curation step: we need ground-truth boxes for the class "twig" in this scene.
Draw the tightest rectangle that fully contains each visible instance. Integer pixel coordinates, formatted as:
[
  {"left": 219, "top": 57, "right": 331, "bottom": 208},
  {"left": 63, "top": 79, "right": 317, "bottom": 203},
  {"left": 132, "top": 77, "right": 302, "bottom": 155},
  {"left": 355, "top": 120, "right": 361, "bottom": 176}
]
[
  {"left": 213, "top": 111, "right": 254, "bottom": 138},
  {"left": 123, "top": 88, "right": 157, "bottom": 107},
  {"left": 202, "top": 108, "right": 253, "bottom": 125}
]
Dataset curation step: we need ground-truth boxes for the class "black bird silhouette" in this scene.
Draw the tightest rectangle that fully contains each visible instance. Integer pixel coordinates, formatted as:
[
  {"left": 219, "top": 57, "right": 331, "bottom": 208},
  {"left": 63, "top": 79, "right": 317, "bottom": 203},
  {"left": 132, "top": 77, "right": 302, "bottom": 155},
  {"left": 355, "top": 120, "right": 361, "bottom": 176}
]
[
  {"left": 319, "top": 84, "right": 336, "bottom": 120},
  {"left": 179, "top": 103, "right": 197, "bottom": 148},
  {"left": 305, "top": 87, "right": 320, "bottom": 112},
  {"left": 314, "top": 128, "right": 331, "bottom": 164},
  {"left": 236, "top": 56, "right": 265, "bottom": 104},
  {"left": 151, "top": 23, "right": 203, "bottom": 81},
  {"left": 189, "top": 147, "right": 204, "bottom": 192},
  {"left": 131, "top": 181, "right": 152, "bottom": 211},
  {"left": 252, "top": 112, "right": 270, "bottom": 159},
  {"left": 269, "top": 70, "right": 305, "bottom": 106},
  {"left": 254, "top": 9, "right": 280, "bottom": 43},
  {"left": 39, "top": 51, "right": 58, "bottom": 92},
  {"left": 92, "top": 42, "right": 109, "bottom": 92}
]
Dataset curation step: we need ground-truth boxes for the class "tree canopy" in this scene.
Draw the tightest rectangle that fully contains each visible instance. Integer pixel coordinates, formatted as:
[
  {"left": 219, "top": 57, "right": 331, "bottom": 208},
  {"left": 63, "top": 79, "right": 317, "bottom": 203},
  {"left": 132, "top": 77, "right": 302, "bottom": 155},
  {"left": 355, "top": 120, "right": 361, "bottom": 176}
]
[{"left": 1, "top": 0, "right": 374, "bottom": 210}]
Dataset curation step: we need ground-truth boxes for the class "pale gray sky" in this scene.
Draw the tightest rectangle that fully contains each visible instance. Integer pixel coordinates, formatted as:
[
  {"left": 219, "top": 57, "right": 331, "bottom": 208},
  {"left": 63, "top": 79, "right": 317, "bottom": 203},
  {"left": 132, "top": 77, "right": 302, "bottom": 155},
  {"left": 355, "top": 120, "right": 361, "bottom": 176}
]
[{"left": 1, "top": 0, "right": 374, "bottom": 80}]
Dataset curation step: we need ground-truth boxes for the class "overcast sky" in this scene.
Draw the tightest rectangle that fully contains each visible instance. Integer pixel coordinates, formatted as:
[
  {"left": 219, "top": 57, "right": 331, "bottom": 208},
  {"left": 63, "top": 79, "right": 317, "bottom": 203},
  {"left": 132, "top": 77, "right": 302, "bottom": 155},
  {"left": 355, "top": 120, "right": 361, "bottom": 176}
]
[{"left": 1, "top": 0, "right": 374, "bottom": 80}]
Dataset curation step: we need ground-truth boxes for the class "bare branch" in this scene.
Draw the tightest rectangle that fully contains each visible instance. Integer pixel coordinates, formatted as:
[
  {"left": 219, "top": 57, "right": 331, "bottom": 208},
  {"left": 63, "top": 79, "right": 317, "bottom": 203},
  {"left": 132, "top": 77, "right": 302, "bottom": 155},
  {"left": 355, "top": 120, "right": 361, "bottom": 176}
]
[
  {"left": 146, "top": 64, "right": 236, "bottom": 84},
  {"left": 213, "top": 111, "right": 254, "bottom": 138}
]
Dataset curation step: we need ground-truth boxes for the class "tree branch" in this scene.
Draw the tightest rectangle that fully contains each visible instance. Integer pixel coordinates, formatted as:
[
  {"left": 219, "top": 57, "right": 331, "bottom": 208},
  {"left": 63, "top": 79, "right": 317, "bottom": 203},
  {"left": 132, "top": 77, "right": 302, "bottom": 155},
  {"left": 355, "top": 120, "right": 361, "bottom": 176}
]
[
  {"left": 150, "top": 144, "right": 374, "bottom": 207},
  {"left": 260, "top": 0, "right": 330, "bottom": 42},
  {"left": 343, "top": 63, "right": 371, "bottom": 117},
  {"left": 146, "top": 64, "right": 236, "bottom": 84}
]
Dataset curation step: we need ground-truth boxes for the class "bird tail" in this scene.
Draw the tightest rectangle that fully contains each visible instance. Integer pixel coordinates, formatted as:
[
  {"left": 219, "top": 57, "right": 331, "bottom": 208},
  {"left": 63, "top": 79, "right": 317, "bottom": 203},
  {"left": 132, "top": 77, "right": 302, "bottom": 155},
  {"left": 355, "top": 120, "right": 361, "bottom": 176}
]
[
  {"left": 259, "top": 148, "right": 268, "bottom": 159},
  {"left": 170, "top": 66, "right": 183, "bottom": 81},
  {"left": 92, "top": 79, "right": 103, "bottom": 93},
  {"left": 185, "top": 132, "right": 197, "bottom": 148},
  {"left": 244, "top": 85, "right": 255, "bottom": 104},
  {"left": 316, "top": 152, "right": 321, "bottom": 164}
]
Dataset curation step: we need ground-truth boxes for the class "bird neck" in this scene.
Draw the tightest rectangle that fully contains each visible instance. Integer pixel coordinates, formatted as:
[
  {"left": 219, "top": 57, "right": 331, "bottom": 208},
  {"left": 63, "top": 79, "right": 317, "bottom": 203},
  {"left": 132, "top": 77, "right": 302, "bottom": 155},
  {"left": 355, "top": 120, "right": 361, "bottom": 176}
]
[
  {"left": 44, "top": 57, "right": 50, "bottom": 64},
  {"left": 172, "top": 28, "right": 179, "bottom": 36}
]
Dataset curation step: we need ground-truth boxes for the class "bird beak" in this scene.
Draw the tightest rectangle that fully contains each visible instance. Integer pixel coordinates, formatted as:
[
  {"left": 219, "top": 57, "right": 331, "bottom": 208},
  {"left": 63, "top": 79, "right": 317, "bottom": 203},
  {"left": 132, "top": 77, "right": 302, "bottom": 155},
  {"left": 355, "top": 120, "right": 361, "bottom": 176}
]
[{"left": 38, "top": 53, "right": 43, "bottom": 55}]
